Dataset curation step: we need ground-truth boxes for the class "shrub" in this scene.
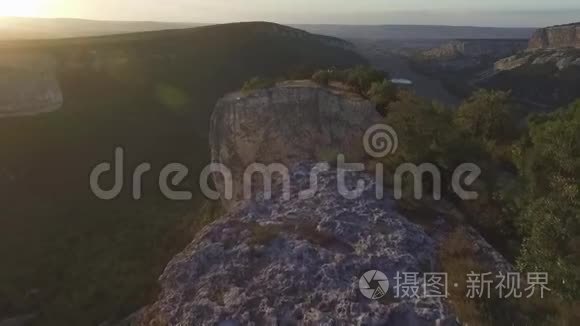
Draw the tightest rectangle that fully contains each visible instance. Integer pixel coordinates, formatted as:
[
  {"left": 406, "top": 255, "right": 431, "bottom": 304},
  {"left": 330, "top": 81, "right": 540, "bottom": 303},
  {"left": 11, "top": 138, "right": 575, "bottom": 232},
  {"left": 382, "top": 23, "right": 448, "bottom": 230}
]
[
  {"left": 312, "top": 70, "right": 331, "bottom": 85},
  {"left": 368, "top": 79, "right": 398, "bottom": 109},
  {"left": 310, "top": 66, "right": 389, "bottom": 96},
  {"left": 241, "top": 77, "right": 276, "bottom": 93},
  {"left": 455, "top": 89, "right": 518, "bottom": 144},
  {"left": 346, "top": 65, "right": 386, "bottom": 95}
]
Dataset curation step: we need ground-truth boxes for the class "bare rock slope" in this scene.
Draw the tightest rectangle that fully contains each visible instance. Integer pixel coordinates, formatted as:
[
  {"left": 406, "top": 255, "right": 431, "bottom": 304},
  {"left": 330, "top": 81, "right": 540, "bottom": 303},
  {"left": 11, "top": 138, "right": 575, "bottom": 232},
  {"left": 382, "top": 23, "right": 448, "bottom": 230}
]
[{"left": 140, "top": 162, "right": 460, "bottom": 325}]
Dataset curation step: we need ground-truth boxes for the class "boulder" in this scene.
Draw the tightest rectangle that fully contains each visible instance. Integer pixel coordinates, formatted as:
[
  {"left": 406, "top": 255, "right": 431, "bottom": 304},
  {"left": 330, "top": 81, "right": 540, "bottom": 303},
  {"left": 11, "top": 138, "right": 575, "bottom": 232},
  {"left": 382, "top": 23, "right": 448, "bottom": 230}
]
[{"left": 529, "top": 23, "right": 580, "bottom": 49}]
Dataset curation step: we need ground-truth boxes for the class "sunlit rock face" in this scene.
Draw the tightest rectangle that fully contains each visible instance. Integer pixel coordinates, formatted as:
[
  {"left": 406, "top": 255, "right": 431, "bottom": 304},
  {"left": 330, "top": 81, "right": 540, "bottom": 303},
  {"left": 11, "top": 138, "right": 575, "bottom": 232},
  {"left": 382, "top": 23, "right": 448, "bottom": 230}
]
[
  {"left": 0, "top": 54, "right": 63, "bottom": 117},
  {"left": 137, "top": 161, "right": 513, "bottom": 325}
]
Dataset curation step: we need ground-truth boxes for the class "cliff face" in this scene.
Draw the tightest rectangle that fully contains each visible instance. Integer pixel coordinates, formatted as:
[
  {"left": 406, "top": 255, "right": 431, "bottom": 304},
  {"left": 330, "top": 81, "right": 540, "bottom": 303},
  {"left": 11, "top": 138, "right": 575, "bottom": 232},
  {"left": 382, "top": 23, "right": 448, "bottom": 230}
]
[
  {"left": 210, "top": 81, "right": 382, "bottom": 211},
  {"left": 529, "top": 23, "right": 580, "bottom": 49},
  {"left": 494, "top": 23, "right": 580, "bottom": 72},
  {"left": 0, "top": 55, "right": 63, "bottom": 117}
]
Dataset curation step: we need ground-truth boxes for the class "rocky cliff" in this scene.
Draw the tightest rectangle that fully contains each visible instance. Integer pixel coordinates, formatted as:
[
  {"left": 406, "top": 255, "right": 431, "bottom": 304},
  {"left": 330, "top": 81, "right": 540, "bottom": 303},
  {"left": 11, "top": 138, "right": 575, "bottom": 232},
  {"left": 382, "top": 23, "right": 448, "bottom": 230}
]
[
  {"left": 494, "top": 48, "right": 580, "bottom": 71},
  {"left": 210, "top": 81, "right": 382, "bottom": 211},
  {"left": 138, "top": 84, "right": 513, "bottom": 325},
  {"left": 528, "top": 23, "right": 580, "bottom": 49}
]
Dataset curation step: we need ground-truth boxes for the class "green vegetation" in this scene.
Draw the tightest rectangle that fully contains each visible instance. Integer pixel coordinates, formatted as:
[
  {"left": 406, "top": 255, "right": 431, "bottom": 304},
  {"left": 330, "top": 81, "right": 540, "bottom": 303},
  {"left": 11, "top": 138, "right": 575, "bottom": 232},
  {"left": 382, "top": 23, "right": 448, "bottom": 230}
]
[
  {"left": 311, "top": 66, "right": 397, "bottom": 110},
  {"left": 0, "top": 22, "right": 364, "bottom": 325},
  {"left": 514, "top": 102, "right": 580, "bottom": 298},
  {"left": 368, "top": 79, "right": 398, "bottom": 110},
  {"left": 381, "top": 89, "right": 580, "bottom": 323}
]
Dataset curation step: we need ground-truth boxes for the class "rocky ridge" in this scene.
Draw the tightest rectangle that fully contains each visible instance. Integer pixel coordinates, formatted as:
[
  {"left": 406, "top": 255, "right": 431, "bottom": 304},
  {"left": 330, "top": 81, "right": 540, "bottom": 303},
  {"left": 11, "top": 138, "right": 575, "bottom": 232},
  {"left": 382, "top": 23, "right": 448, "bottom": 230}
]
[
  {"left": 210, "top": 80, "right": 382, "bottom": 211},
  {"left": 421, "top": 39, "right": 527, "bottom": 60},
  {"left": 138, "top": 84, "right": 513, "bottom": 325},
  {"left": 494, "top": 48, "right": 580, "bottom": 71},
  {"left": 495, "top": 23, "right": 580, "bottom": 72},
  {"left": 528, "top": 23, "right": 580, "bottom": 49}
]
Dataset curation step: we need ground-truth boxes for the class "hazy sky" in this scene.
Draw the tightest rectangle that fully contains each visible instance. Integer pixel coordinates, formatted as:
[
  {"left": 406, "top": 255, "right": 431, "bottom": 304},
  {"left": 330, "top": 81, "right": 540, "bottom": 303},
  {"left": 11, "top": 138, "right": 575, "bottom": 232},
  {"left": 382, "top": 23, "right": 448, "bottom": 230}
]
[{"left": 1, "top": 0, "right": 579, "bottom": 27}]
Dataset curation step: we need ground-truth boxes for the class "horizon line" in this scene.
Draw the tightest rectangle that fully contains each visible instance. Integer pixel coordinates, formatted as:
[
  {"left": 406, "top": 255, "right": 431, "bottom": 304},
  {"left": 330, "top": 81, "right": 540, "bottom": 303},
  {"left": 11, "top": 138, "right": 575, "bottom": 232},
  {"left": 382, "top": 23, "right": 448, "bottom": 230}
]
[{"left": 0, "top": 15, "right": 543, "bottom": 29}]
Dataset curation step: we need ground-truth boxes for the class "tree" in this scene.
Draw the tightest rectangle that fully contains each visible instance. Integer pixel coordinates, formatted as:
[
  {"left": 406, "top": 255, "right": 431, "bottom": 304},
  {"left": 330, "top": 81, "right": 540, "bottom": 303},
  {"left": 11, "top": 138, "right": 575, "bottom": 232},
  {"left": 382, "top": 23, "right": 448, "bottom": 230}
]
[
  {"left": 312, "top": 70, "right": 331, "bottom": 86},
  {"left": 241, "top": 77, "right": 275, "bottom": 93},
  {"left": 346, "top": 66, "right": 387, "bottom": 95},
  {"left": 455, "top": 89, "right": 517, "bottom": 144},
  {"left": 514, "top": 101, "right": 580, "bottom": 299}
]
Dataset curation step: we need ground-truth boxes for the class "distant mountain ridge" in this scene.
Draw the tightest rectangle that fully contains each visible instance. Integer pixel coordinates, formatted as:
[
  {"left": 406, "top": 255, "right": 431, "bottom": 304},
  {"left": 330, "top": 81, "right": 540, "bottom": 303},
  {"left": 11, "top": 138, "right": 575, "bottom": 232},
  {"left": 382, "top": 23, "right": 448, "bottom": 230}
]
[
  {"left": 294, "top": 24, "right": 536, "bottom": 40},
  {"left": 0, "top": 16, "right": 202, "bottom": 40},
  {"left": 0, "top": 17, "right": 536, "bottom": 41}
]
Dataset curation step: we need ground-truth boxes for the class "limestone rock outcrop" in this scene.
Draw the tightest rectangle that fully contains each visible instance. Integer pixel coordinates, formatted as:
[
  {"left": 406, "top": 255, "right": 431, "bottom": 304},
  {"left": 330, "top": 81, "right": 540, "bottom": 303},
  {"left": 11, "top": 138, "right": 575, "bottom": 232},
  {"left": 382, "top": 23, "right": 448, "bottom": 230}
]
[
  {"left": 138, "top": 82, "right": 514, "bottom": 325},
  {"left": 209, "top": 81, "right": 382, "bottom": 211},
  {"left": 493, "top": 23, "right": 580, "bottom": 72},
  {"left": 528, "top": 23, "right": 580, "bottom": 49},
  {"left": 139, "top": 160, "right": 513, "bottom": 325},
  {"left": 140, "top": 163, "right": 460, "bottom": 326},
  {"left": 494, "top": 48, "right": 580, "bottom": 71}
]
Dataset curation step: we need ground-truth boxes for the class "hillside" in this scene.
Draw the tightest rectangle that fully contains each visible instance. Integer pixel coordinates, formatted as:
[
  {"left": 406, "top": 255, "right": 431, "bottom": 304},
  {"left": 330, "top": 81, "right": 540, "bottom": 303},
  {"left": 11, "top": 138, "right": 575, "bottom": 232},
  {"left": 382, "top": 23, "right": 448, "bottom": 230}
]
[
  {"left": 0, "top": 18, "right": 536, "bottom": 41},
  {"left": 0, "top": 22, "right": 365, "bottom": 325}
]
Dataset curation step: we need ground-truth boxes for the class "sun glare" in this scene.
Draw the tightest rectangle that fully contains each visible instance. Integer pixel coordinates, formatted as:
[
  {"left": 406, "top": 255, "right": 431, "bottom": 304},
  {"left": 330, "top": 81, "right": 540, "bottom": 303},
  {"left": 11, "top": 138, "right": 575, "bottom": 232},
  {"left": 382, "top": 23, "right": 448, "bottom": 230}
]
[{"left": 0, "top": 0, "right": 46, "bottom": 17}]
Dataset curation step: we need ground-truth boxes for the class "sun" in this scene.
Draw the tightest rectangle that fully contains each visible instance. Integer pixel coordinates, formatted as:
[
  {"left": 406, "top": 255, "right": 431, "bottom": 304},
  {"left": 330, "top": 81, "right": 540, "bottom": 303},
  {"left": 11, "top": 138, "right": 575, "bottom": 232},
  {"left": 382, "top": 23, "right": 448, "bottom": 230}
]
[{"left": 0, "top": 0, "right": 46, "bottom": 17}]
